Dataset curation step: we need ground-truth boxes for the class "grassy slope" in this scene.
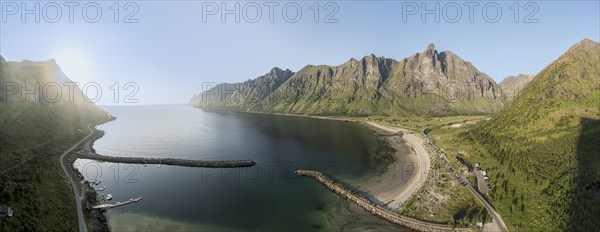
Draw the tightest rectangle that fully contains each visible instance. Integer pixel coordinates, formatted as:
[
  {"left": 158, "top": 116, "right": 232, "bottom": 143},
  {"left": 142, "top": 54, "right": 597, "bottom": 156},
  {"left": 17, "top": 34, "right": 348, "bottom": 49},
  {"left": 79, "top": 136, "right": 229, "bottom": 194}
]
[
  {"left": 461, "top": 40, "right": 600, "bottom": 231},
  {"left": 0, "top": 58, "right": 106, "bottom": 230},
  {"left": 0, "top": 103, "right": 97, "bottom": 231},
  {"left": 400, "top": 142, "right": 489, "bottom": 227}
]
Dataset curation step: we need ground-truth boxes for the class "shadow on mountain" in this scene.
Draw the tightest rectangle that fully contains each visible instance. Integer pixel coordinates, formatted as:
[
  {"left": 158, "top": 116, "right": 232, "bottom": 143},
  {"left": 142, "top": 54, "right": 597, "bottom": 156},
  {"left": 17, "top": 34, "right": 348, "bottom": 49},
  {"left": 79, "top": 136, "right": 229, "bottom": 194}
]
[{"left": 569, "top": 118, "right": 600, "bottom": 231}]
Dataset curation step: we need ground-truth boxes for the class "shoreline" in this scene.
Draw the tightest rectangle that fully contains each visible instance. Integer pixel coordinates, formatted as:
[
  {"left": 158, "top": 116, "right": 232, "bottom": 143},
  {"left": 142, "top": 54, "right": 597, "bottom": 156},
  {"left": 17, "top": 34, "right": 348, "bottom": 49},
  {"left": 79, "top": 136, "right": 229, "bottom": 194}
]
[
  {"left": 63, "top": 114, "right": 116, "bottom": 232},
  {"left": 68, "top": 112, "right": 257, "bottom": 232},
  {"left": 363, "top": 121, "right": 431, "bottom": 208},
  {"left": 85, "top": 106, "right": 435, "bottom": 230},
  {"left": 200, "top": 108, "right": 432, "bottom": 209},
  {"left": 297, "top": 170, "right": 470, "bottom": 231}
]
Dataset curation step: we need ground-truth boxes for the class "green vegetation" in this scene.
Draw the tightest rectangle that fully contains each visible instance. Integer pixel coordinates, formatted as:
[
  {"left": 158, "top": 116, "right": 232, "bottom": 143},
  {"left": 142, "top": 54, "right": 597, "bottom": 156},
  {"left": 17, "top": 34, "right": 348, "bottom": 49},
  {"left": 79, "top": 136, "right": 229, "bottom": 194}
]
[
  {"left": 0, "top": 103, "right": 101, "bottom": 231},
  {"left": 400, "top": 144, "right": 489, "bottom": 228},
  {"left": 365, "top": 115, "right": 490, "bottom": 228},
  {"left": 0, "top": 57, "right": 106, "bottom": 231},
  {"left": 429, "top": 39, "right": 600, "bottom": 231}
]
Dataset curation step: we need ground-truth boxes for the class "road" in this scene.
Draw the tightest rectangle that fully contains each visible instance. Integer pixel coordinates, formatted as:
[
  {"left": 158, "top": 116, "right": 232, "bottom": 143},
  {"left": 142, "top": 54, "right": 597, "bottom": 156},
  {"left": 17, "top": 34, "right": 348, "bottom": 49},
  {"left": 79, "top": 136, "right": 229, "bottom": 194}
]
[
  {"left": 421, "top": 128, "right": 508, "bottom": 232},
  {"left": 59, "top": 121, "right": 100, "bottom": 232}
]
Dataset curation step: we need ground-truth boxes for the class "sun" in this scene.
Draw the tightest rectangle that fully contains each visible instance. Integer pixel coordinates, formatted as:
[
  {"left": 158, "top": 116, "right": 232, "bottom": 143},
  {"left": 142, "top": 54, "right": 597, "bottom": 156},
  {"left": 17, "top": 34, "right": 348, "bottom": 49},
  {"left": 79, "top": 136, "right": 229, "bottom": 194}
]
[{"left": 54, "top": 50, "right": 94, "bottom": 83}]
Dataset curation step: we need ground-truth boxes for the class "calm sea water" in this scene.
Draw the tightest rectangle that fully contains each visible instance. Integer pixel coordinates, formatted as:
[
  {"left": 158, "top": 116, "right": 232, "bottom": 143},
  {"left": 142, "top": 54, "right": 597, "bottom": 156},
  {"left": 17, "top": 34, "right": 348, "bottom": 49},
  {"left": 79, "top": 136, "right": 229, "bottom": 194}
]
[{"left": 75, "top": 105, "right": 407, "bottom": 231}]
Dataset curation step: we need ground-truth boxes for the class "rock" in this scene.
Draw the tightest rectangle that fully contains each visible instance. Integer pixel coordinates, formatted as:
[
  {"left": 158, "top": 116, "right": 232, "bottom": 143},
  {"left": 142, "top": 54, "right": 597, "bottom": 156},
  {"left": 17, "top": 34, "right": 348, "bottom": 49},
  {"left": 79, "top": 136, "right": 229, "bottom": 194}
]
[{"left": 190, "top": 43, "right": 507, "bottom": 116}]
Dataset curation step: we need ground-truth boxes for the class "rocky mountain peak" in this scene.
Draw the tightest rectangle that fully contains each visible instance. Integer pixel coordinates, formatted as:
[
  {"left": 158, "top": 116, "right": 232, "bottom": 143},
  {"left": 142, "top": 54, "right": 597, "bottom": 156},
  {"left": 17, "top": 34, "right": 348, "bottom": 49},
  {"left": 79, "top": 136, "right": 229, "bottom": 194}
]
[
  {"left": 360, "top": 54, "right": 382, "bottom": 64},
  {"left": 270, "top": 67, "right": 282, "bottom": 72},
  {"left": 192, "top": 42, "right": 505, "bottom": 115},
  {"left": 264, "top": 67, "right": 294, "bottom": 82},
  {"left": 268, "top": 67, "right": 284, "bottom": 75},
  {"left": 565, "top": 38, "right": 599, "bottom": 57},
  {"left": 412, "top": 43, "right": 441, "bottom": 71},
  {"left": 572, "top": 38, "right": 598, "bottom": 49},
  {"left": 424, "top": 43, "right": 437, "bottom": 56}
]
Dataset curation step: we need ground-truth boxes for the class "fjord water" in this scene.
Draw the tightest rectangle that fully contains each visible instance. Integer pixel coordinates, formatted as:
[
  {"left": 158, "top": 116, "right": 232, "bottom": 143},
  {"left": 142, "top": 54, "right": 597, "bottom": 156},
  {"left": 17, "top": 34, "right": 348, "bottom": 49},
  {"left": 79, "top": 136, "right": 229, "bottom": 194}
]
[{"left": 76, "top": 105, "right": 406, "bottom": 231}]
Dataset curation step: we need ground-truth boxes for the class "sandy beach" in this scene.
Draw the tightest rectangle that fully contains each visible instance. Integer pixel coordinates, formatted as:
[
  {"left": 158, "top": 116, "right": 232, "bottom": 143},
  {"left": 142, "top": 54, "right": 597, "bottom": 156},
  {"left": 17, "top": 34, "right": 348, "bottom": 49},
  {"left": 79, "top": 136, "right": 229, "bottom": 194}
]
[{"left": 358, "top": 122, "right": 431, "bottom": 209}]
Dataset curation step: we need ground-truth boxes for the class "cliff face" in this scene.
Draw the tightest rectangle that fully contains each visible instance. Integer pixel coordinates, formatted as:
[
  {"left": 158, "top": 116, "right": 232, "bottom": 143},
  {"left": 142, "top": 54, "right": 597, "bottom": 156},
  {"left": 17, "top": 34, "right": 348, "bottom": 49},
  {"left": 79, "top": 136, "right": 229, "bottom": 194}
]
[
  {"left": 188, "top": 67, "right": 295, "bottom": 109},
  {"left": 263, "top": 54, "right": 397, "bottom": 115},
  {"left": 227, "top": 67, "right": 295, "bottom": 109},
  {"left": 379, "top": 44, "right": 505, "bottom": 115},
  {"left": 190, "top": 44, "right": 506, "bottom": 116}
]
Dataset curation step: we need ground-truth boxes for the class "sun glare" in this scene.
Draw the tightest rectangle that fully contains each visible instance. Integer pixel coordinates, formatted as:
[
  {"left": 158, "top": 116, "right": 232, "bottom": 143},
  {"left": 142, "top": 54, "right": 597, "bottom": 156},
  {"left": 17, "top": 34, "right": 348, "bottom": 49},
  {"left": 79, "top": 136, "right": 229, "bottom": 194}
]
[{"left": 54, "top": 50, "right": 93, "bottom": 83}]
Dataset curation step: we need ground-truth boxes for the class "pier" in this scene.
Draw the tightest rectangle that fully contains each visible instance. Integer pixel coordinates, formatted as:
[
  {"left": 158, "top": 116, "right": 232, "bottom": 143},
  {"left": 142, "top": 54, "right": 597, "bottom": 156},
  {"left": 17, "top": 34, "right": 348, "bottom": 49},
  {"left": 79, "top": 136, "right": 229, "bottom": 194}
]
[
  {"left": 81, "top": 153, "right": 256, "bottom": 168},
  {"left": 92, "top": 197, "right": 143, "bottom": 210},
  {"left": 296, "top": 170, "right": 472, "bottom": 232}
]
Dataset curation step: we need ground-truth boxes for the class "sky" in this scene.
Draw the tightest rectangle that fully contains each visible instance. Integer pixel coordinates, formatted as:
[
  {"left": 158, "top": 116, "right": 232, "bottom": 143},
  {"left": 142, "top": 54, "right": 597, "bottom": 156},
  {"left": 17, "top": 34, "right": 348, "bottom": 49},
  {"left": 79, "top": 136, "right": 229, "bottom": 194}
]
[{"left": 1, "top": 1, "right": 599, "bottom": 105}]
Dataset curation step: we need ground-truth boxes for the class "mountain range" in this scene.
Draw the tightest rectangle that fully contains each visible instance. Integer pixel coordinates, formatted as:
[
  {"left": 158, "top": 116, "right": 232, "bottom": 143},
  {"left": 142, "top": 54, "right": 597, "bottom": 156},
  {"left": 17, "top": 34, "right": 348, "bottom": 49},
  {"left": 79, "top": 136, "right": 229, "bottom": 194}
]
[
  {"left": 190, "top": 39, "right": 600, "bottom": 231},
  {"left": 190, "top": 44, "right": 506, "bottom": 116}
]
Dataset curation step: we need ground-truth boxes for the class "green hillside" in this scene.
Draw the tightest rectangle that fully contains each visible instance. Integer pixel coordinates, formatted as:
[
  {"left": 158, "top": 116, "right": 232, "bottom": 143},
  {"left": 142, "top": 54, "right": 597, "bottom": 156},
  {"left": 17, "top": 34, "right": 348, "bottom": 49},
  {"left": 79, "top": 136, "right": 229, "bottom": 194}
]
[
  {"left": 466, "top": 39, "right": 600, "bottom": 231},
  {"left": 0, "top": 56, "right": 106, "bottom": 231}
]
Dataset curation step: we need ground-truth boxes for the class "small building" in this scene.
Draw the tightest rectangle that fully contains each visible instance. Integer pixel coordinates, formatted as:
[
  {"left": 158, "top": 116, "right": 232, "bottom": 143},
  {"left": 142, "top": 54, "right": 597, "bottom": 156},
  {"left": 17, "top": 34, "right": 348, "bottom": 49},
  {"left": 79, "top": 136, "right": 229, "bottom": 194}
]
[
  {"left": 481, "top": 170, "right": 487, "bottom": 176},
  {"left": 0, "top": 205, "right": 13, "bottom": 218}
]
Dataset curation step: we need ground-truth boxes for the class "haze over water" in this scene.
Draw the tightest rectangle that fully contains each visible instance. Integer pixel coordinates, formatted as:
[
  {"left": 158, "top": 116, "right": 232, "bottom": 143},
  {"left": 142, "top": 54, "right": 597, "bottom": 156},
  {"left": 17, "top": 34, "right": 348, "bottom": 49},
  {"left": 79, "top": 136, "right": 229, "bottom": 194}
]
[{"left": 76, "top": 105, "right": 410, "bottom": 231}]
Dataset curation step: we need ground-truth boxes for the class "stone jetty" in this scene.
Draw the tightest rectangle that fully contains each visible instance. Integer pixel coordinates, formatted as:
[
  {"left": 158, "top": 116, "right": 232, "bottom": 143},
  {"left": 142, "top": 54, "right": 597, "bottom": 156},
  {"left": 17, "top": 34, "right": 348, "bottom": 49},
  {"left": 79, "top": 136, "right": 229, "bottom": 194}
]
[
  {"left": 296, "top": 170, "right": 472, "bottom": 232},
  {"left": 82, "top": 153, "right": 256, "bottom": 168}
]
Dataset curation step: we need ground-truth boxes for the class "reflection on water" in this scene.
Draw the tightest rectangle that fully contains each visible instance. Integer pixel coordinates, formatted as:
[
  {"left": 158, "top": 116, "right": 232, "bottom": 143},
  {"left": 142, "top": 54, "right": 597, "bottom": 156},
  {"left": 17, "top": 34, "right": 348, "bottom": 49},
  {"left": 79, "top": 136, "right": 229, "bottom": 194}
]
[{"left": 77, "top": 105, "right": 409, "bottom": 231}]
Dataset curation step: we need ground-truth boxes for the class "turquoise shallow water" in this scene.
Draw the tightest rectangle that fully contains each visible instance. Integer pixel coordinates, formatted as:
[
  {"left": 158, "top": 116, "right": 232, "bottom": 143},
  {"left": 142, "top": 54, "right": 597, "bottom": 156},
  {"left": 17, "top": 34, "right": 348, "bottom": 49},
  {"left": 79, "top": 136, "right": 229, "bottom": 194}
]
[{"left": 75, "top": 105, "right": 407, "bottom": 231}]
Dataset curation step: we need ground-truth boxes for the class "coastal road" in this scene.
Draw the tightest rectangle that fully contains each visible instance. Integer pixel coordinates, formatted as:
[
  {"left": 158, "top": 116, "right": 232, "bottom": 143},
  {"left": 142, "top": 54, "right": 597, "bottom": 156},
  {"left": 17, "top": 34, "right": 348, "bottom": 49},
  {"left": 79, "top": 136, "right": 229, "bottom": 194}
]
[
  {"left": 59, "top": 121, "right": 100, "bottom": 232},
  {"left": 421, "top": 128, "right": 509, "bottom": 232}
]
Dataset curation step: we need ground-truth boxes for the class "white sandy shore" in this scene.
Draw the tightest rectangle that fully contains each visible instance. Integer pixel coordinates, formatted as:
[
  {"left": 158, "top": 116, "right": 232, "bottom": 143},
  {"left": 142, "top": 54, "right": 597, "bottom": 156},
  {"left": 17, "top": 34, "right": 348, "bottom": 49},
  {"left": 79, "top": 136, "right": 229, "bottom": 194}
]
[{"left": 362, "top": 122, "right": 431, "bottom": 209}]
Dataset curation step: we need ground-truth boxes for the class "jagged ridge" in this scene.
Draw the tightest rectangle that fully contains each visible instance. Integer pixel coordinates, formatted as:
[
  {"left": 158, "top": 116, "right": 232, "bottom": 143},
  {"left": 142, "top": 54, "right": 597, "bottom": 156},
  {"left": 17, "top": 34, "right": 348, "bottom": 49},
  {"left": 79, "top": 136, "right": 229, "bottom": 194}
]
[{"left": 190, "top": 43, "right": 506, "bottom": 116}]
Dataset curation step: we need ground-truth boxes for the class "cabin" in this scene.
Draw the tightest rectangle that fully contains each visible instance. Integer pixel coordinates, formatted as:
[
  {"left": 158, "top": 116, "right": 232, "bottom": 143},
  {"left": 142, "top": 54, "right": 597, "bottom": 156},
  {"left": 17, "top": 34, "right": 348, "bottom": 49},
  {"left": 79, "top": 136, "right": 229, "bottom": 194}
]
[{"left": 0, "top": 205, "right": 13, "bottom": 218}]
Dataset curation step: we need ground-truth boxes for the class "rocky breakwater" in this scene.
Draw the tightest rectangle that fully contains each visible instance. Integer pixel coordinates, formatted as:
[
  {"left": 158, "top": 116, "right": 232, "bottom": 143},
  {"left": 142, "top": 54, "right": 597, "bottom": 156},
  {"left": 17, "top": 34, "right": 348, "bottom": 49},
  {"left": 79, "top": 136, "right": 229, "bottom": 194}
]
[
  {"left": 83, "top": 153, "right": 256, "bottom": 168},
  {"left": 296, "top": 170, "right": 472, "bottom": 232}
]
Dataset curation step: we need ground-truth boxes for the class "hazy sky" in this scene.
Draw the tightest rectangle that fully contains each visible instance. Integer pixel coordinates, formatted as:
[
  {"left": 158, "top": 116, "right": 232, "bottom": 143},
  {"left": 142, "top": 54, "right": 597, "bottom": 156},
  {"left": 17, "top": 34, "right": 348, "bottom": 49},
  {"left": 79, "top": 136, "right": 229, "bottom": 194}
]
[{"left": 1, "top": 1, "right": 598, "bottom": 104}]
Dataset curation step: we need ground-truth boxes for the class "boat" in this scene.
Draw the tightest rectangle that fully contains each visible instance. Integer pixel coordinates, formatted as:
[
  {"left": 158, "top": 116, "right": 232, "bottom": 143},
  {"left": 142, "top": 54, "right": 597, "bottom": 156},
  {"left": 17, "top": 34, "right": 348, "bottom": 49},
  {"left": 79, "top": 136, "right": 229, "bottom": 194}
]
[{"left": 105, "top": 194, "right": 113, "bottom": 200}]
